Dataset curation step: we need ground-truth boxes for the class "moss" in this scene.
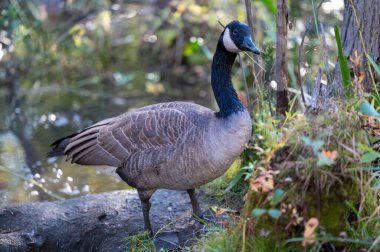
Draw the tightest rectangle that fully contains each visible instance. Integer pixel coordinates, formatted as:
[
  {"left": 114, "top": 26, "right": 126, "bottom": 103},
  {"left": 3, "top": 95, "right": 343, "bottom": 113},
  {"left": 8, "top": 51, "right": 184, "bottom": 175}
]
[
  {"left": 246, "top": 109, "right": 376, "bottom": 248},
  {"left": 190, "top": 227, "right": 238, "bottom": 252}
]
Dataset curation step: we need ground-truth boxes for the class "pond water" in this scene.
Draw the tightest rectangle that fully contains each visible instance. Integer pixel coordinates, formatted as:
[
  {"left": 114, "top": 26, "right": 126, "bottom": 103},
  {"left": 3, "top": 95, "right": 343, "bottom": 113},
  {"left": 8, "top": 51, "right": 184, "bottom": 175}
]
[
  {"left": 0, "top": 2, "right": 214, "bottom": 206},
  {"left": 0, "top": 82, "right": 213, "bottom": 206}
]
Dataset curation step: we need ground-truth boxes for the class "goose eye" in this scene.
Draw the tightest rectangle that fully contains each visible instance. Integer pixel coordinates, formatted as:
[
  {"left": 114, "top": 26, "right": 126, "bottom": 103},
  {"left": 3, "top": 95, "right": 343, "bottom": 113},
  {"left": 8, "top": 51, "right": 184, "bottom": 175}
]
[{"left": 232, "top": 29, "right": 238, "bottom": 35}]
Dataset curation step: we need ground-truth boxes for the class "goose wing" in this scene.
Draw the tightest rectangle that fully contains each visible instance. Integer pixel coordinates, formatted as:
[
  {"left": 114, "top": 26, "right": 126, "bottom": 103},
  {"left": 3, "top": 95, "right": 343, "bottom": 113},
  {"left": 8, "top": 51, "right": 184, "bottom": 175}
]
[{"left": 62, "top": 102, "right": 205, "bottom": 167}]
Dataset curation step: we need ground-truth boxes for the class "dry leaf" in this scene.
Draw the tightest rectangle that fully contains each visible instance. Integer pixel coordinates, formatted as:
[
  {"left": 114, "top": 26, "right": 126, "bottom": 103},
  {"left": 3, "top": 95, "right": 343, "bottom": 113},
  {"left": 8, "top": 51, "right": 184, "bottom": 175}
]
[
  {"left": 285, "top": 206, "right": 303, "bottom": 229},
  {"left": 243, "top": 192, "right": 248, "bottom": 202},
  {"left": 215, "top": 208, "right": 227, "bottom": 215},
  {"left": 302, "top": 218, "right": 319, "bottom": 247},
  {"left": 320, "top": 150, "right": 338, "bottom": 161},
  {"left": 249, "top": 171, "right": 274, "bottom": 193},
  {"left": 145, "top": 82, "right": 165, "bottom": 95},
  {"left": 374, "top": 130, "right": 380, "bottom": 136},
  {"left": 349, "top": 50, "right": 362, "bottom": 67}
]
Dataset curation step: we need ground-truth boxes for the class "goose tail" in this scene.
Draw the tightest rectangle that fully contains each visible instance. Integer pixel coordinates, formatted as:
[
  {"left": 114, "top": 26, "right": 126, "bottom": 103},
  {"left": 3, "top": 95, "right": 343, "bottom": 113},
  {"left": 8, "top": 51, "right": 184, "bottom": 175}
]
[{"left": 47, "top": 133, "right": 78, "bottom": 158}]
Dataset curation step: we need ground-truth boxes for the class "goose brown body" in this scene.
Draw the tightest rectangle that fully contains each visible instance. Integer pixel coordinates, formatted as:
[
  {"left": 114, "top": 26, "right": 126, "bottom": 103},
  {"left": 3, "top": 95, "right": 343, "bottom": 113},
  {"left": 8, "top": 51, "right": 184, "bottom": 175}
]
[{"left": 58, "top": 102, "right": 251, "bottom": 191}]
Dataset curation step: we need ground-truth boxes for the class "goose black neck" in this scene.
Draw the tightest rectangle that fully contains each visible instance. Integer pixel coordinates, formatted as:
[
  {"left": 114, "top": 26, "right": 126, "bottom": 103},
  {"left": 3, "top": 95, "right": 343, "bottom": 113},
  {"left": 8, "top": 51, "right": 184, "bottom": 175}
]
[{"left": 211, "top": 39, "right": 245, "bottom": 118}]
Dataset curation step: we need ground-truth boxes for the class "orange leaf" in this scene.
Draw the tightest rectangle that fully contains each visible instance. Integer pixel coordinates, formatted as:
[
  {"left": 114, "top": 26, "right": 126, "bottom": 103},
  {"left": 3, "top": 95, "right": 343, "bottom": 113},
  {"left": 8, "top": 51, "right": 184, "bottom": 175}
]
[
  {"left": 249, "top": 172, "right": 274, "bottom": 193},
  {"left": 349, "top": 50, "right": 362, "bottom": 67},
  {"left": 302, "top": 218, "right": 319, "bottom": 247},
  {"left": 243, "top": 192, "right": 248, "bottom": 202},
  {"left": 321, "top": 150, "right": 338, "bottom": 161}
]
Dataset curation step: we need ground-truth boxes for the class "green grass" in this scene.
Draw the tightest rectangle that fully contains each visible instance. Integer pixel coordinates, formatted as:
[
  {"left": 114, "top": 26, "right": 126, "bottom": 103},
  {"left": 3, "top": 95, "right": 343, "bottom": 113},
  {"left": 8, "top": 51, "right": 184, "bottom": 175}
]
[
  {"left": 125, "top": 232, "right": 155, "bottom": 252},
  {"left": 189, "top": 225, "right": 238, "bottom": 252},
  {"left": 334, "top": 25, "right": 351, "bottom": 99}
]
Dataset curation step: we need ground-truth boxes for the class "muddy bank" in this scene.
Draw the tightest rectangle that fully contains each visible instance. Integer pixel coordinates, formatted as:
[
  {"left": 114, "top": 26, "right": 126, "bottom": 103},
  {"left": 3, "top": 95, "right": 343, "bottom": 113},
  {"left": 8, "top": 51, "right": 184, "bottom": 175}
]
[{"left": 0, "top": 189, "right": 205, "bottom": 251}]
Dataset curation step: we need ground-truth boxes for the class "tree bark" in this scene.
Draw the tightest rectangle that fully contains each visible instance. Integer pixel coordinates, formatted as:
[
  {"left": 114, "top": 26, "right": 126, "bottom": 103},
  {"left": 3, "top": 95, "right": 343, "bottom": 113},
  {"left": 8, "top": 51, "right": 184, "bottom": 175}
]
[
  {"left": 0, "top": 190, "right": 202, "bottom": 252},
  {"left": 275, "top": 0, "right": 290, "bottom": 115},
  {"left": 332, "top": 0, "right": 380, "bottom": 95}
]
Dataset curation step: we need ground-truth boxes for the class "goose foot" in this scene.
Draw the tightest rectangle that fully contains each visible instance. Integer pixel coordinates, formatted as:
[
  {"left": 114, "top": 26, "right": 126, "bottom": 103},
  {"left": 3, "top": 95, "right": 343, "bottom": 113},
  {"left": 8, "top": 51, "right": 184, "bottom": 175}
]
[
  {"left": 187, "top": 188, "right": 205, "bottom": 223},
  {"left": 138, "top": 189, "right": 156, "bottom": 236}
]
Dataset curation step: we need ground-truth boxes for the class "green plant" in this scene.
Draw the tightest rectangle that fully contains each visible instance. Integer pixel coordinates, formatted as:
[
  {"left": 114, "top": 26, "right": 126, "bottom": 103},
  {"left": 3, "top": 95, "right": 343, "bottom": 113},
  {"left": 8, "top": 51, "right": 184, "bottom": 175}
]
[
  {"left": 334, "top": 25, "right": 351, "bottom": 99},
  {"left": 367, "top": 55, "right": 380, "bottom": 77},
  {"left": 125, "top": 232, "right": 155, "bottom": 252}
]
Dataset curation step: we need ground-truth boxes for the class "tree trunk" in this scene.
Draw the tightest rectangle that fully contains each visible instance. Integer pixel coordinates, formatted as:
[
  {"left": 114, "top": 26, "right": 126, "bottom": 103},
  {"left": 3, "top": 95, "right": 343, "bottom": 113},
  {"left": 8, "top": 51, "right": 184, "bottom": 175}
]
[
  {"left": 0, "top": 190, "right": 203, "bottom": 252},
  {"left": 275, "top": 0, "right": 290, "bottom": 115},
  {"left": 332, "top": 0, "right": 380, "bottom": 95}
]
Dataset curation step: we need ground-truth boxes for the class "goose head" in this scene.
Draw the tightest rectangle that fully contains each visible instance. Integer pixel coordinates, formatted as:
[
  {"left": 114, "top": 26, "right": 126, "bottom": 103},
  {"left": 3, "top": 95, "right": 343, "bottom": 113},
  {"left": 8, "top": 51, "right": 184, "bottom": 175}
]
[{"left": 222, "top": 20, "right": 261, "bottom": 55}]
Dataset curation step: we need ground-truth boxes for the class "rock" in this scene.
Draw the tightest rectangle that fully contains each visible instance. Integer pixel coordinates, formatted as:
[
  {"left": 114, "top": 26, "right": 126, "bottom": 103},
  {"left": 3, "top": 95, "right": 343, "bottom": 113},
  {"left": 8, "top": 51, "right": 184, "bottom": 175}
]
[{"left": 0, "top": 189, "right": 203, "bottom": 252}]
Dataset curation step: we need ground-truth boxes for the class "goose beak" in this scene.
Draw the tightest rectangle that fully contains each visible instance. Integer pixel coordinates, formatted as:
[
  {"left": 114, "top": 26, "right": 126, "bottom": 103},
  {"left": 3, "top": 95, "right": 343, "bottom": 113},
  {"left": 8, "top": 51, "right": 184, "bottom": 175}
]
[{"left": 241, "top": 36, "right": 261, "bottom": 55}]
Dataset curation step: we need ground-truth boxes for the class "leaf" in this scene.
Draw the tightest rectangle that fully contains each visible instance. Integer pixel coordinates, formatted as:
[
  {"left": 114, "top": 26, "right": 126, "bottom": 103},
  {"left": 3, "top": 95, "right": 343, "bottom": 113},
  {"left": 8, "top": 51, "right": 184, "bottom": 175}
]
[
  {"left": 113, "top": 73, "right": 135, "bottom": 86},
  {"left": 258, "top": 0, "right": 276, "bottom": 15},
  {"left": 301, "top": 136, "right": 312, "bottom": 146},
  {"left": 301, "top": 137, "right": 324, "bottom": 154},
  {"left": 302, "top": 218, "right": 319, "bottom": 247},
  {"left": 317, "top": 150, "right": 338, "bottom": 167},
  {"left": 317, "top": 155, "right": 334, "bottom": 167},
  {"left": 321, "top": 150, "right": 338, "bottom": 161},
  {"left": 251, "top": 208, "right": 266, "bottom": 219},
  {"left": 334, "top": 25, "right": 351, "bottom": 99},
  {"left": 270, "top": 188, "right": 285, "bottom": 206},
  {"left": 360, "top": 152, "right": 380, "bottom": 164},
  {"left": 268, "top": 209, "right": 282, "bottom": 219},
  {"left": 360, "top": 101, "right": 380, "bottom": 117},
  {"left": 311, "top": 140, "right": 324, "bottom": 155},
  {"left": 224, "top": 169, "right": 245, "bottom": 192},
  {"left": 370, "top": 136, "right": 380, "bottom": 144},
  {"left": 349, "top": 50, "right": 362, "bottom": 67},
  {"left": 250, "top": 172, "right": 274, "bottom": 193},
  {"left": 367, "top": 55, "right": 380, "bottom": 77},
  {"left": 357, "top": 143, "right": 375, "bottom": 153}
]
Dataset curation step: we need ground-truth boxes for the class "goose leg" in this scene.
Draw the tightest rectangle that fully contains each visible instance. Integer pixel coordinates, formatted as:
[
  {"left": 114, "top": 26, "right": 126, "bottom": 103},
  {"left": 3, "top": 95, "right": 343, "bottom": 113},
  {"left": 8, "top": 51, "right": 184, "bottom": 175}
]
[
  {"left": 187, "top": 189, "right": 203, "bottom": 219},
  {"left": 138, "top": 190, "right": 154, "bottom": 235}
]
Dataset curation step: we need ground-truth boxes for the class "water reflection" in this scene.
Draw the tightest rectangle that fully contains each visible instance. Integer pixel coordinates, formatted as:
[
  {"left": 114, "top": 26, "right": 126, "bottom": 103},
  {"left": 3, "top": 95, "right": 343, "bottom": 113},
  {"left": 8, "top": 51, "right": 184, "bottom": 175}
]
[{"left": 0, "top": 131, "right": 130, "bottom": 205}]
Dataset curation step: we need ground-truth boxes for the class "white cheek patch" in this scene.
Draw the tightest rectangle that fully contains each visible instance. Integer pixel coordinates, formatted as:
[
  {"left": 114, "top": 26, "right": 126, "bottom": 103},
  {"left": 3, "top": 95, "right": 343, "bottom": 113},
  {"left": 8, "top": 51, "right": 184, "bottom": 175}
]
[{"left": 223, "top": 28, "right": 240, "bottom": 53}]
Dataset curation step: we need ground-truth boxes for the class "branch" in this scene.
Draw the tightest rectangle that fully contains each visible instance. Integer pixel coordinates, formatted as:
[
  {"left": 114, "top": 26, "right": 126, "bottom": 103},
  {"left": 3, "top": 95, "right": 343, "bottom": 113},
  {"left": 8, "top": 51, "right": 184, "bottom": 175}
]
[
  {"left": 296, "top": 0, "right": 325, "bottom": 106},
  {"left": 275, "top": 0, "right": 290, "bottom": 115}
]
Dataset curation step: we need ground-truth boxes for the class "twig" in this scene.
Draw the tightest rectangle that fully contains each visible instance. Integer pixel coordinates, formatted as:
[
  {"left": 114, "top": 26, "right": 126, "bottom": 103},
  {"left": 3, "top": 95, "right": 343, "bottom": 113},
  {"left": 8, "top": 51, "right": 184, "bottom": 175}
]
[
  {"left": 297, "top": 0, "right": 326, "bottom": 106},
  {"left": 244, "top": 0, "right": 255, "bottom": 39},
  {"left": 217, "top": 20, "right": 225, "bottom": 29},
  {"left": 242, "top": 52, "right": 266, "bottom": 72},
  {"left": 153, "top": 212, "right": 191, "bottom": 240},
  {"left": 244, "top": 0, "right": 262, "bottom": 113},
  {"left": 242, "top": 219, "right": 247, "bottom": 252},
  {"left": 310, "top": 68, "right": 322, "bottom": 108},
  {"left": 348, "top": 0, "right": 378, "bottom": 95},
  {"left": 320, "top": 23, "right": 330, "bottom": 79},
  {"left": 238, "top": 54, "right": 252, "bottom": 112},
  {"left": 275, "top": 0, "right": 290, "bottom": 115}
]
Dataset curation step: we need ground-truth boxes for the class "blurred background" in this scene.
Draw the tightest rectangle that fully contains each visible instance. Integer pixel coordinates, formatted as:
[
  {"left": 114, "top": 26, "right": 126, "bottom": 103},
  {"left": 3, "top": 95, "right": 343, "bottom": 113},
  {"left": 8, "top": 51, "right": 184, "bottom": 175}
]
[{"left": 0, "top": 0, "right": 343, "bottom": 205}]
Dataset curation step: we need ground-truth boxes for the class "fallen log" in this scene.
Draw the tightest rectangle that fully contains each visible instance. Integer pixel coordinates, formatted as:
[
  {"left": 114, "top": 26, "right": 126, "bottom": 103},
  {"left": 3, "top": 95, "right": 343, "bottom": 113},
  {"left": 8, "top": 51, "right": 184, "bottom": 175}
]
[{"left": 0, "top": 189, "right": 201, "bottom": 251}]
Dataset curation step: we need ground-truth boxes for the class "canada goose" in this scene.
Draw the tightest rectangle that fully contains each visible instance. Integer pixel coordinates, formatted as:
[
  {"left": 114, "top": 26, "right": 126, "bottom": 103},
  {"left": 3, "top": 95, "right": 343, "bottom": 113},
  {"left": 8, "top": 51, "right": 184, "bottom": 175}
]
[{"left": 48, "top": 20, "right": 260, "bottom": 234}]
